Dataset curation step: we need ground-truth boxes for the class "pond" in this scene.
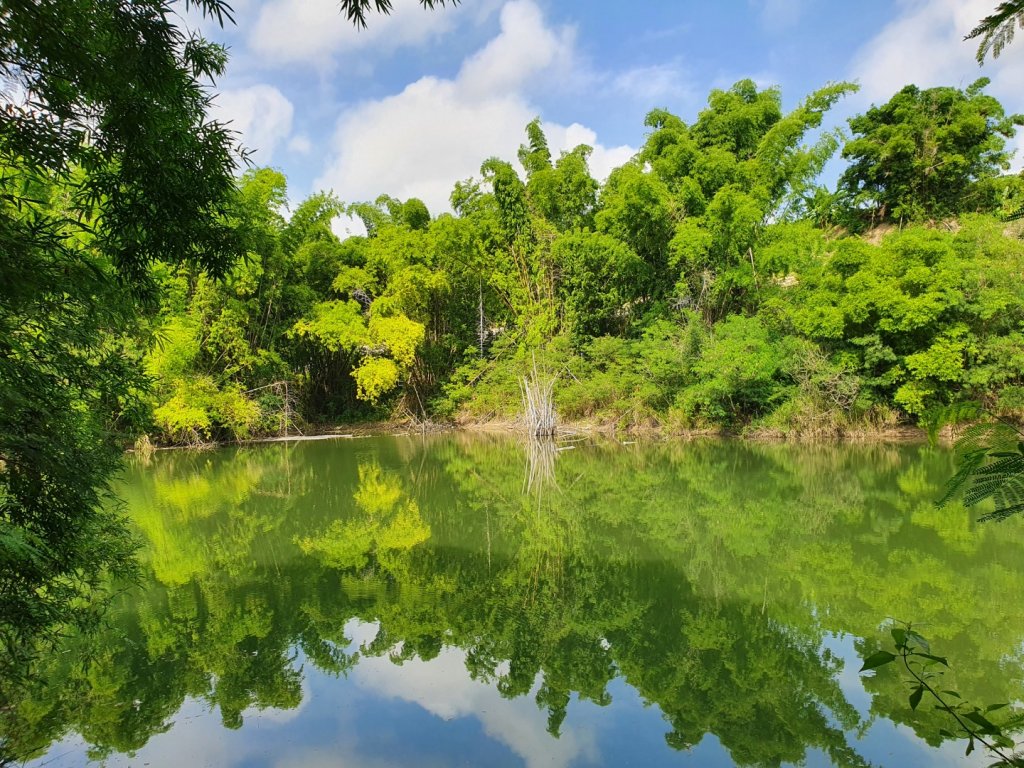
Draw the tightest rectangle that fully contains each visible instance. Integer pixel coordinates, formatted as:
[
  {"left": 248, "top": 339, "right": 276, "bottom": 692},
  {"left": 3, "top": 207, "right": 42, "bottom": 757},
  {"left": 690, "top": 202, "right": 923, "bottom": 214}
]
[{"left": 10, "top": 434, "right": 1024, "bottom": 767}]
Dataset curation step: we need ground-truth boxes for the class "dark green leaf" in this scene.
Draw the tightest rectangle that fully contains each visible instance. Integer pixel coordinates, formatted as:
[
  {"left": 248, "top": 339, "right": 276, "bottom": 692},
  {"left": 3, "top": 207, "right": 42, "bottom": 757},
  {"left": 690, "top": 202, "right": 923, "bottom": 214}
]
[
  {"left": 907, "top": 631, "right": 930, "bottom": 653},
  {"left": 860, "top": 651, "right": 896, "bottom": 672},
  {"left": 912, "top": 652, "right": 948, "bottom": 666},
  {"left": 909, "top": 685, "right": 924, "bottom": 710},
  {"left": 965, "top": 711, "right": 1001, "bottom": 734}
]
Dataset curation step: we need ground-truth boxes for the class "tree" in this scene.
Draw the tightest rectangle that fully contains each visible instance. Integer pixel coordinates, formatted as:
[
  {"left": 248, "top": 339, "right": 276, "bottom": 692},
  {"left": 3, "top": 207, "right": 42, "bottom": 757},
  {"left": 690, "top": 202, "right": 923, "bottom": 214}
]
[
  {"left": 839, "top": 79, "right": 1023, "bottom": 223},
  {"left": 1, "top": 0, "right": 245, "bottom": 681},
  {"left": 967, "top": 1, "right": 1024, "bottom": 63},
  {"left": 0, "top": 0, "right": 457, "bottom": 682}
]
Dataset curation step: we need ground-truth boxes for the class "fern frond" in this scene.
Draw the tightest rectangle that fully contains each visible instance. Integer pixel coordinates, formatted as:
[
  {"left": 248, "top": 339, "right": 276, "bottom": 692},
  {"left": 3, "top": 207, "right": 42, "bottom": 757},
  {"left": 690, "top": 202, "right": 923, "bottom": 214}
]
[
  {"left": 938, "top": 412, "right": 1024, "bottom": 521},
  {"left": 966, "top": 0, "right": 1024, "bottom": 63},
  {"left": 937, "top": 448, "right": 989, "bottom": 507},
  {"left": 923, "top": 401, "right": 983, "bottom": 444}
]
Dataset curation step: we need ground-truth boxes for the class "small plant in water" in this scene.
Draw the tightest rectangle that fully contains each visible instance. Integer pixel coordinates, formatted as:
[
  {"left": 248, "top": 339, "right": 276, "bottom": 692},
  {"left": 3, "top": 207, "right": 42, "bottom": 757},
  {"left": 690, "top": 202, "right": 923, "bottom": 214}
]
[{"left": 860, "top": 621, "right": 1024, "bottom": 765}]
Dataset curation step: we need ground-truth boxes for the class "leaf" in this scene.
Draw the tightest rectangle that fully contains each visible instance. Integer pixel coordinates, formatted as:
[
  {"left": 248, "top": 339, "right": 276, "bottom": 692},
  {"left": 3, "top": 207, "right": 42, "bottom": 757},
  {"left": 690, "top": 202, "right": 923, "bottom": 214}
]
[
  {"left": 907, "top": 631, "right": 931, "bottom": 653},
  {"left": 909, "top": 685, "right": 924, "bottom": 710},
  {"left": 964, "top": 710, "right": 1001, "bottom": 734},
  {"left": 860, "top": 651, "right": 897, "bottom": 672},
  {"left": 890, "top": 627, "right": 907, "bottom": 647},
  {"left": 966, "top": 736, "right": 974, "bottom": 756},
  {"left": 938, "top": 729, "right": 955, "bottom": 738},
  {"left": 986, "top": 703, "right": 1010, "bottom": 713},
  {"left": 992, "top": 733, "right": 1015, "bottom": 749},
  {"left": 943, "top": 690, "right": 962, "bottom": 699},
  {"left": 912, "top": 652, "right": 949, "bottom": 666}
]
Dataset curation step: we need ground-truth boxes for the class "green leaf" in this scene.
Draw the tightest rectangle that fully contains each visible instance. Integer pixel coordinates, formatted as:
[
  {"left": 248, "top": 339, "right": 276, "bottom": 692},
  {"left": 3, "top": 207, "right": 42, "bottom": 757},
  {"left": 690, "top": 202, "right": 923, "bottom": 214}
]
[
  {"left": 964, "top": 710, "right": 1001, "bottom": 734},
  {"left": 890, "top": 627, "right": 907, "bottom": 647},
  {"left": 966, "top": 736, "right": 974, "bottom": 756},
  {"left": 912, "top": 652, "right": 949, "bottom": 666},
  {"left": 907, "top": 631, "right": 930, "bottom": 653},
  {"left": 860, "top": 651, "right": 897, "bottom": 672},
  {"left": 992, "top": 733, "right": 1015, "bottom": 749},
  {"left": 909, "top": 685, "right": 924, "bottom": 710},
  {"left": 986, "top": 703, "right": 1009, "bottom": 713},
  {"left": 938, "top": 729, "right": 955, "bottom": 739},
  {"left": 942, "top": 690, "right": 962, "bottom": 699}
]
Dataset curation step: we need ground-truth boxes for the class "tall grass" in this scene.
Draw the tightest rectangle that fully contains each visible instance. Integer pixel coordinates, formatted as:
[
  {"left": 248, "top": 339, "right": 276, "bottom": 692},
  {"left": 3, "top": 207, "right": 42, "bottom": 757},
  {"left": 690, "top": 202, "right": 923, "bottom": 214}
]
[{"left": 521, "top": 357, "right": 557, "bottom": 437}]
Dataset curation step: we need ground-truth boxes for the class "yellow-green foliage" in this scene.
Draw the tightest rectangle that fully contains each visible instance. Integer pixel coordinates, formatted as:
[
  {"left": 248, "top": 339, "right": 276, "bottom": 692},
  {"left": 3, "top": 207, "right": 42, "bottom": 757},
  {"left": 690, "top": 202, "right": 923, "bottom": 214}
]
[
  {"left": 152, "top": 377, "right": 261, "bottom": 443},
  {"left": 352, "top": 357, "right": 401, "bottom": 403}
]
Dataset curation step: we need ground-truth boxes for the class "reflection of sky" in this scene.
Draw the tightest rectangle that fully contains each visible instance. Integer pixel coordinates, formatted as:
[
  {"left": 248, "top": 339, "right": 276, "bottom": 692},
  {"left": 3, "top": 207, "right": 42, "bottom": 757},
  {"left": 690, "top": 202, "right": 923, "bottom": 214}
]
[{"left": 30, "top": 623, "right": 997, "bottom": 768}]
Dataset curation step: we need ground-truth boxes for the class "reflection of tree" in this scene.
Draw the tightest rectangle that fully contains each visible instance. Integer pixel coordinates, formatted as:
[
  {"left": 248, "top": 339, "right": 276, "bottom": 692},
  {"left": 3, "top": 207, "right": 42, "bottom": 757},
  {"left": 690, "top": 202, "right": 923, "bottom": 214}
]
[
  {"left": 6, "top": 436, "right": 1024, "bottom": 766},
  {"left": 297, "top": 462, "right": 430, "bottom": 572}
]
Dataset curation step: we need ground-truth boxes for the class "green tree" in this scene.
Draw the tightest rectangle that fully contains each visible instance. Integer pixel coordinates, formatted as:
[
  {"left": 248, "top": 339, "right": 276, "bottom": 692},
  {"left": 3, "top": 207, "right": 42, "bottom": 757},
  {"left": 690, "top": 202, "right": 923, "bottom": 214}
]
[
  {"left": 839, "top": 78, "right": 1023, "bottom": 223},
  {"left": 1, "top": 0, "right": 243, "bottom": 682}
]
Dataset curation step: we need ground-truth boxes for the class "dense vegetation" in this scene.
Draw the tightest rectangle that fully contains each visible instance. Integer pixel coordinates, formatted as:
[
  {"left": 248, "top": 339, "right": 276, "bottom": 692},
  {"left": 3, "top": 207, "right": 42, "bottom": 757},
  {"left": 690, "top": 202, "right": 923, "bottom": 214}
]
[{"left": 138, "top": 78, "right": 1024, "bottom": 443}]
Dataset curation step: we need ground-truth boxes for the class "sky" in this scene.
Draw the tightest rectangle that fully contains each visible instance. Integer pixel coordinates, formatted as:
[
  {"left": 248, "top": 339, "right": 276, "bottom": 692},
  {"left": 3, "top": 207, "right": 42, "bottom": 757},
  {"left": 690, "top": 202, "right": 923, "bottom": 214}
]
[{"left": 184, "top": 0, "right": 1024, "bottom": 226}]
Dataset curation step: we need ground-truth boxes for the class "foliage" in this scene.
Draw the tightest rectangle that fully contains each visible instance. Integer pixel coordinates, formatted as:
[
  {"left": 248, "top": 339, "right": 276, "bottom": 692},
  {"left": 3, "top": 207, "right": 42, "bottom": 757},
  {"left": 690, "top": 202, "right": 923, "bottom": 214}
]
[
  {"left": 115, "top": 78, "right": 1024, "bottom": 440},
  {"left": 860, "top": 623, "right": 1024, "bottom": 765},
  {"left": 839, "top": 79, "right": 1024, "bottom": 223},
  {"left": 927, "top": 402, "right": 1024, "bottom": 522},
  {"left": 1, "top": 0, "right": 243, "bottom": 683},
  {"left": 967, "top": 1, "right": 1024, "bottom": 63}
]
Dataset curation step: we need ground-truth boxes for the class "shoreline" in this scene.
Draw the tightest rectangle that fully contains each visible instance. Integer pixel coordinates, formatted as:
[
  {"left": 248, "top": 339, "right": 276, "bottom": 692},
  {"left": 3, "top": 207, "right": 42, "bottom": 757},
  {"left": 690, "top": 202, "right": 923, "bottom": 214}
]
[{"left": 133, "top": 417, "right": 947, "bottom": 452}]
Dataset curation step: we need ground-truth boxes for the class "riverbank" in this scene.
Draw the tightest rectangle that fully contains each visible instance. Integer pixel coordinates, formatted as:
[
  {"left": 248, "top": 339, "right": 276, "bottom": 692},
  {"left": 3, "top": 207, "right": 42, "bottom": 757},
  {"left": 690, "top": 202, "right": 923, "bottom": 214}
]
[{"left": 133, "top": 415, "right": 946, "bottom": 453}]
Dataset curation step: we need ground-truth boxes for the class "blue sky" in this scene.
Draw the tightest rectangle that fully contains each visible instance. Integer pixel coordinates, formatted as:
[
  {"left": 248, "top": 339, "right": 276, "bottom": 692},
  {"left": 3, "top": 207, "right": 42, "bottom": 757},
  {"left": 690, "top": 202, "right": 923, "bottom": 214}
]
[{"left": 186, "top": 0, "right": 1024, "bottom": 222}]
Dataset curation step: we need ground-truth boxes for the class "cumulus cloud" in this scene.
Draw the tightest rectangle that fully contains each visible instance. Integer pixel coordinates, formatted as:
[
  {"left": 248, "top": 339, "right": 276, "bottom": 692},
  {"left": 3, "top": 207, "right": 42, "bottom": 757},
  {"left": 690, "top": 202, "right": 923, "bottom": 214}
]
[
  {"left": 850, "top": 0, "right": 1024, "bottom": 104},
  {"left": 249, "top": 0, "right": 460, "bottom": 67},
  {"left": 211, "top": 84, "right": 294, "bottom": 163},
  {"left": 314, "top": 0, "right": 637, "bottom": 213}
]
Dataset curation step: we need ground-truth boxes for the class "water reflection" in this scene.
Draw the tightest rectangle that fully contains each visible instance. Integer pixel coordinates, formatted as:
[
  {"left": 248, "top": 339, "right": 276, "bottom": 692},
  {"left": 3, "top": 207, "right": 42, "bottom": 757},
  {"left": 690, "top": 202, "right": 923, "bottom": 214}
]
[{"left": 5, "top": 435, "right": 1024, "bottom": 767}]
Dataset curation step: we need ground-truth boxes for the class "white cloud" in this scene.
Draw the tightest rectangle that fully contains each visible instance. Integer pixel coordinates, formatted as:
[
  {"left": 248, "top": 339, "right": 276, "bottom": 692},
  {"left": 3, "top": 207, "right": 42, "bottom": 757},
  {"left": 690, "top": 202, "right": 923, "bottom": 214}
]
[
  {"left": 211, "top": 84, "right": 294, "bottom": 163},
  {"left": 850, "top": 0, "right": 1024, "bottom": 104},
  {"left": 456, "top": 0, "right": 574, "bottom": 98},
  {"left": 757, "top": 0, "right": 806, "bottom": 31},
  {"left": 287, "top": 134, "right": 313, "bottom": 155},
  {"left": 314, "top": 0, "right": 637, "bottom": 214},
  {"left": 545, "top": 123, "right": 635, "bottom": 184},
  {"left": 249, "top": 0, "right": 461, "bottom": 68},
  {"left": 611, "top": 63, "right": 695, "bottom": 107}
]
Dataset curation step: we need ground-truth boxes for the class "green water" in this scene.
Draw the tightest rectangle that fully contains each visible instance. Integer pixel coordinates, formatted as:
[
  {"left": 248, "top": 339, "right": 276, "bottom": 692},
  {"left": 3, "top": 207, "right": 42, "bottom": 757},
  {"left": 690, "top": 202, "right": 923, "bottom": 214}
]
[{"left": 10, "top": 434, "right": 1024, "bottom": 767}]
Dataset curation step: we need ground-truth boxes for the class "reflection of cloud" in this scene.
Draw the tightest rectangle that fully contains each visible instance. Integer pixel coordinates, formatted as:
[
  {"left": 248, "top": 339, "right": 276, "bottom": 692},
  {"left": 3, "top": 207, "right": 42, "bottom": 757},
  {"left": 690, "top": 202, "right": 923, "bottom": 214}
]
[
  {"left": 64, "top": 698, "right": 235, "bottom": 768},
  {"left": 348, "top": 621, "right": 598, "bottom": 768}
]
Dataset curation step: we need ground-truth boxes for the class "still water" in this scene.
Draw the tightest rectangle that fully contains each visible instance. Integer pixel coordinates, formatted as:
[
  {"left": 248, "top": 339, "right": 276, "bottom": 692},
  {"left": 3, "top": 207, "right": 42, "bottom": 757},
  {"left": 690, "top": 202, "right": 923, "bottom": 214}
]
[{"left": 11, "top": 434, "right": 1024, "bottom": 767}]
